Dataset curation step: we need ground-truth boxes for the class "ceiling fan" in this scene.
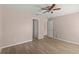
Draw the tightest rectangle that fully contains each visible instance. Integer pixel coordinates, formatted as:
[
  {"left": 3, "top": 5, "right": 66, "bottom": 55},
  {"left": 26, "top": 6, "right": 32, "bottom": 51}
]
[{"left": 40, "top": 4, "right": 61, "bottom": 14}]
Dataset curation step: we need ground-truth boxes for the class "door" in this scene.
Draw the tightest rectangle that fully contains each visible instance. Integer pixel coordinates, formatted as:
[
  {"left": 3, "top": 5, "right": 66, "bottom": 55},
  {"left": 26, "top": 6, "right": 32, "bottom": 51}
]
[
  {"left": 33, "top": 19, "right": 38, "bottom": 39},
  {"left": 47, "top": 19, "right": 53, "bottom": 38}
]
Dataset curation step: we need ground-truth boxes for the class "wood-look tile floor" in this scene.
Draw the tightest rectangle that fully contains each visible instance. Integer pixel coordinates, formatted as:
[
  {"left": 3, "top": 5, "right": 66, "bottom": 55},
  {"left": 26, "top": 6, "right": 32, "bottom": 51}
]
[{"left": 1, "top": 38, "right": 79, "bottom": 54}]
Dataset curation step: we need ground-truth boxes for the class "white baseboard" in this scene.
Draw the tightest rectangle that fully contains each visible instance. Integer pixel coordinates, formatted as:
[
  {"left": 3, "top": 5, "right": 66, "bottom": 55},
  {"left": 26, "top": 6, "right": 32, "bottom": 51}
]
[
  {"left": 54, "top": 37, "right": 79, "bottom": 45},
  {"left": 1, "top": 39, "right": 32, "bottom": 49}
]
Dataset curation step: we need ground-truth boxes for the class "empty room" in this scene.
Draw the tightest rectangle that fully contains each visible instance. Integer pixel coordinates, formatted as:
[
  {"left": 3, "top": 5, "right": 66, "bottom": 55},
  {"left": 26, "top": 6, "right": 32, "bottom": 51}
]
[{"left": 0, "top": 4, "right": 79, "bottom": 54}]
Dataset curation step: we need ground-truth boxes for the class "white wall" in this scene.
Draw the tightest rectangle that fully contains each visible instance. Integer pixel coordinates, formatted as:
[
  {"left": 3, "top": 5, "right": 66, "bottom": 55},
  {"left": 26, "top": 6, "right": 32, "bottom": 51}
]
[
  {"left": 2, "top": 5, "right": 33, "bottom": 48},
  {"left": 53, "top": 12, "right": 79, "bottom": 44}
]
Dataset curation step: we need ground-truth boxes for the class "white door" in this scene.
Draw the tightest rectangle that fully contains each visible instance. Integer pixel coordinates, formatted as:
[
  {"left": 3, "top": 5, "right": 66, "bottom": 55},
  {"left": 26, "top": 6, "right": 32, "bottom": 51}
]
[
  {"left": 33, "top": 19, "right": 38, "bottom": 39},
  {"left": 47, "top": 19, "right": 53, "bottom": 38}
]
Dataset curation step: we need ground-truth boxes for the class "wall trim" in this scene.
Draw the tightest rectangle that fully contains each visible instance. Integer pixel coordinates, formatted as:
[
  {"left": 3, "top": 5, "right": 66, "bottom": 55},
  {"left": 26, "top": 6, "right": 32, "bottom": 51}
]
[
  {"left": 1, "top": 39, "right": 32, "bottom": 50},
  {"left": 54, "top": 37, "right": 79, "bottom": 45}
]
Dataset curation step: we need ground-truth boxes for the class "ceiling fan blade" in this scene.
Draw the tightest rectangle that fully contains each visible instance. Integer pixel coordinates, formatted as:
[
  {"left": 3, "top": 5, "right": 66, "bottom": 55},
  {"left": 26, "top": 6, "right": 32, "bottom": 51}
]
[
  {"left": 42, "top": 10, "right": 49, "bottom": 14},
  {"left": 41, "top": 6, "right": 50, "bottom": 10},
  {"left": 52, "top": 4, "right": 56, "bottom": 8},
  {"left": 48, "top": 4, "right": 56, "bottom": 10},
  {"left": 53, "top": 8, "right": 61, "bottom": 10},
  {"left": 41, "top": 4, "right": 56, "bottom": 10}
]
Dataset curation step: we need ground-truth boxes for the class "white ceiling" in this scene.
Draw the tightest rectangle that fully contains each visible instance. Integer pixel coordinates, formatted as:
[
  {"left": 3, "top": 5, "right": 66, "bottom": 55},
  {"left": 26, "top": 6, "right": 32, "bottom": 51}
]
[
  {"left": 4, "top": 4, "right": 79, "bottom": 18},
  {"left": 32, "top": 4, "right": 79, "bottom": 18}
]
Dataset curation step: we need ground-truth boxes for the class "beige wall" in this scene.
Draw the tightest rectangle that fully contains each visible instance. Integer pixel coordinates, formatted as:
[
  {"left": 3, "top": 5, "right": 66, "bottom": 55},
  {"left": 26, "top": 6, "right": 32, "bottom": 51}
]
[
  {"left": 53, "top": 12, "right": 79, "bottom": 44},
  {"left": 1, "top": 5, "right": 33, "bottom": 48},
  {"left": 0, "top": 5, "right": 2, "bottom": 52},
  {"left": 0, "top": 5, "right": 47, "bottom": 49}
]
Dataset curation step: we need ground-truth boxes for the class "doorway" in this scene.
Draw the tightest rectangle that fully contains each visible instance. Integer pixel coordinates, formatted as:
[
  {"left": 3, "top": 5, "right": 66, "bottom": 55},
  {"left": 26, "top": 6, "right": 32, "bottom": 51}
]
[
  {"left": 33, "top": 19, "right": 38, "bottom": 40},
  {"left": 47, "top": 19, "right": 53, "bottom": 38}
]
